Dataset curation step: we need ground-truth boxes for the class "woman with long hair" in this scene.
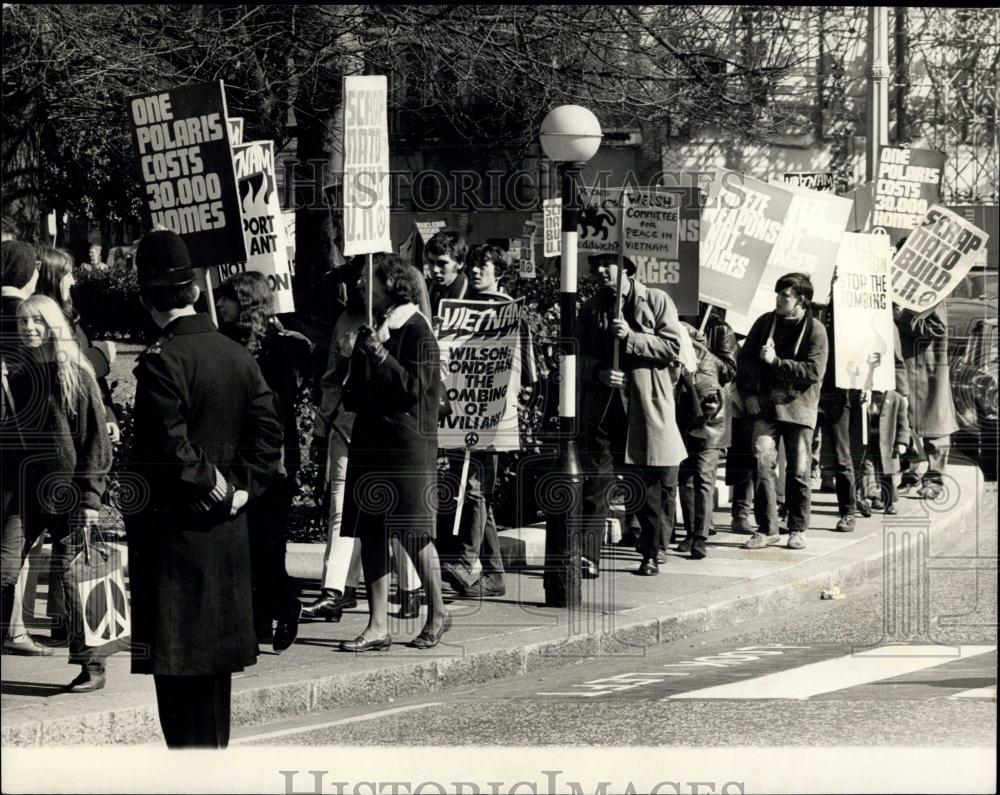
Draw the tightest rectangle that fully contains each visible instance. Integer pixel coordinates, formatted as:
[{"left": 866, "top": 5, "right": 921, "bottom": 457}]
[
  {"left": 24, "top": 248, "right": 120, "bottom": 649},
  {"left": 4, "top": 295, "right": 112, "bottom": 691},
  {"left": 339, "top": 254, "right": 449, "bottom": 651},
  {"left": 216, "top": 271, "right": 313, "bottom": 651},
  {"left": 34, "top": 248, "right": 117, "bottom": 438}
]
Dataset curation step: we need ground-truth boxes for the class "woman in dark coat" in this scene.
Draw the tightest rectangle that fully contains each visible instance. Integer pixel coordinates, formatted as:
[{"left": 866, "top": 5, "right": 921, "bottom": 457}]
[
  {"left": 339, "top": 254, "right": 449, "bottom": 651},
  {"left": 216, "top": 271, "right": 314, "bottom": 651}
]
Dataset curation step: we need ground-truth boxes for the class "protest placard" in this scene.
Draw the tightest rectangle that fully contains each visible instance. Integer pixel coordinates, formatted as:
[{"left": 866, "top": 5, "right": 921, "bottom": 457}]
[
  {"left": 948, "top": 204, "right": 999, "bottom": 268},
  {"left": 216, "top": 140, "right": 295, "bottom": 312},
  {"left": 623, "top": 186, "right": 701, "bottom": 316},
  {"left": 622, "top": 188, "right": 679, "bottom": 260},
  {"left": 519, "top": 222, "right": 536, "bottom": 278},
  {"left": 437, "top": 298, "right": 525, "bottom": 451},
  {"left": 832, "top": 233, "right": 895, "bottom": 392},
  {"left": 783, "top": 172, "right": 835, "bottom": 192},
  {"left": 698, "top": 171, "right": 793, "bottom": 316},
  {"left": 726, "top": 184, "right": 851, "bottom": 334},
  {"left": 577, "top": 185, "right": 620, "bottom": 255},
  {"left": 342, "top": 75, "right": 391, "bottom": 256},
  {"left": 543, "top": 197, "right": 561, "bottom": 257},
  {"left": 891, "top": 204, "right": 990, "bottom": 312},
  {"left": 416, "top": 220, "right": 447, "bottom": 243},
  {"left": 128, "top": 81, "right": 246, "bottom": 266},
  {"left": 868, "top": 146, "right": 945, "bottom": 245},
  {"left": 227, "top": 117, "right": 244, "bottom": 146}
]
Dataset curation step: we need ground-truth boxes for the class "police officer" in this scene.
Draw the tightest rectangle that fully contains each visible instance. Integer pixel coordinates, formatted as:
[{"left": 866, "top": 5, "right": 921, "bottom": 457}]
[{"left": 126, "top": 230, "right": 282, "bottom": 749}]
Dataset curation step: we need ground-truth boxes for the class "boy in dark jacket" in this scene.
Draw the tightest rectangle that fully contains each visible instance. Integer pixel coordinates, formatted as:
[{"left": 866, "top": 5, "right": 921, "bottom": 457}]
[{"left": 736, "top": 273, "right": 828, "bottom": 551}]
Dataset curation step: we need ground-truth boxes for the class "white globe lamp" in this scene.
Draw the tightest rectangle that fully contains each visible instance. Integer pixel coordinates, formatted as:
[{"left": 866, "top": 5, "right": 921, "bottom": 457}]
[{"left": 539, "top": 105, "right": 603, "bottom": 164}]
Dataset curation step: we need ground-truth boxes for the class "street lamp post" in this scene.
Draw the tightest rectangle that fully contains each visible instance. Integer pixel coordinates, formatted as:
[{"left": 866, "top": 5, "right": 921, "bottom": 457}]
[{"left": 539, "top": 106, "right": 602, "bottom": 609}]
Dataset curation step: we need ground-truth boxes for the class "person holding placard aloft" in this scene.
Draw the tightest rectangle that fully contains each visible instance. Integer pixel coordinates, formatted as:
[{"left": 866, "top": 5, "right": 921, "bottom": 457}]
[
  {"left": 577, "top": 254, "right": 695, "bottom": 578},
  {"left": 439, "top": 245, "right": 538, "bottom": 598},
  {"left": 817, "top": 299, "right": 869, "bottom": 533},
  {"left": 736, "top": 273, "right": 828, "bottom": 552}
]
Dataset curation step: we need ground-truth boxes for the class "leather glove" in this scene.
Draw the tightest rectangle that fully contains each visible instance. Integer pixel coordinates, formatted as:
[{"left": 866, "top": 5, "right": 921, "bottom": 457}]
[{"left": 354, "top": 324, "right": 388, "bottom": 364}]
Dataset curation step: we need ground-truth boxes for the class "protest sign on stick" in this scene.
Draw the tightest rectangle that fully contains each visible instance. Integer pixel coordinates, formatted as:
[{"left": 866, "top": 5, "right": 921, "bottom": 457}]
[
  {"left": 622, "top": 187, "right": 678, "bottom": 261},
  {"left": 624, "top": 186, "right": 701, "bottom": 315},
  {"left": 576, "top": 186, "right": 700, "bottom": 314},
  {"left": 833, "top": 233, "right": 895, "bottom": 392},
  {"left": 227, "top": 117, "right": 244, "bottom": 146},
  {"left": 341, "top": 75, "right": 391, "bottom": 257},
  {"left": 437, "top": 298, "right": 526, "bottom": 452},
  {"left": 698, "top": 171, "right": 793, "bottom": 316},
  {"left": 867, "top": 146, "right": 945, "bottom": 246},
  {"left": 128, "top": 80, "right": 246, "bottom": 266},
  {"left": 217, "top": 140, "right": 295, "bottom": 313},
  {"left": 783, "top": 172, "right": 835, "bottom": 192},
  {"left": 416, "top": 220, "right": 447, "bottom": 243},
  {"left": 727, "top": 184, "right": 851, "bottom": 334},
  {"left": 577, "top": 185, "right": 620, "bottom": 256},
  {"left": 891, "top": 205, "right": 990, "bottom": 313},
  {"left": 543, "top": 198, "right": 562, "bottom": 257},
  {"left": 520, "top": 222, "right": 537, "bottom": 279}
]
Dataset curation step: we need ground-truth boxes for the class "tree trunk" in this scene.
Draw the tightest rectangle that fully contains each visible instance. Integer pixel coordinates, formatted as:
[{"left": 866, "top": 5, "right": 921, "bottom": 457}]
[{"left": 894, "top": 7, "right": 910, "bottom": 143}]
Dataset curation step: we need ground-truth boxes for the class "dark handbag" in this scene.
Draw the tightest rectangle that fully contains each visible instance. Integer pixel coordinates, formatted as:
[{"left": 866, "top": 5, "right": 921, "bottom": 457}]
[
  {"left": 675, "top": 370, "right": 704, "bottom": 434},
  {"left": 65, "top": 524, "right": 131, "bottom": 652}
]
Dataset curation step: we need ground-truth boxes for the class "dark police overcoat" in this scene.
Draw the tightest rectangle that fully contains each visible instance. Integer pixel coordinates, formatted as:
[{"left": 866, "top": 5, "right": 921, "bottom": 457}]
[{"left": 126, "top": 313, "right": 282, "bottom": 676}]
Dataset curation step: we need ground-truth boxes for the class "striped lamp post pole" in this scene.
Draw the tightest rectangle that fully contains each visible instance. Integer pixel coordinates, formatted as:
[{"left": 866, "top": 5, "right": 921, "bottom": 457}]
[{"left": 539, "top": 106, "right": 602, "bottom": 609}]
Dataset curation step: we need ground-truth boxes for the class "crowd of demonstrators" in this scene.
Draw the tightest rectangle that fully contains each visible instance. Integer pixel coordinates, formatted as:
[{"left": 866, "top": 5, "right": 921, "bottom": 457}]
[{"left": 1, "top": 218, "right": 966, "bottom": 748}]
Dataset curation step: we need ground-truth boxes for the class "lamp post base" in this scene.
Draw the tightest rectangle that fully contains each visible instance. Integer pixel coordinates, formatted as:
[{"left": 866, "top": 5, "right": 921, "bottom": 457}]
[{"left": 543, "top": 435, "right": 584, "bottom": 609}]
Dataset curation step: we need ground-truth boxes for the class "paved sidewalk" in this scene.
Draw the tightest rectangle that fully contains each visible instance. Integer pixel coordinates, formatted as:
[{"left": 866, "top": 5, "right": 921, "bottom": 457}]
[{"left": 2, "top": 462, "right": 993, "bottom": 746}]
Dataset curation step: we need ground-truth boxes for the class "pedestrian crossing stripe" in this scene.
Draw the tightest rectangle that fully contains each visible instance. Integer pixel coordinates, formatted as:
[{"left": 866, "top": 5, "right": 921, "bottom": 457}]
[
  {"left": 946, "top": 686, "right": 996, "bottom": 700},
  {"left": 666, "top": 645, "right": 996, "bottom": 701}
]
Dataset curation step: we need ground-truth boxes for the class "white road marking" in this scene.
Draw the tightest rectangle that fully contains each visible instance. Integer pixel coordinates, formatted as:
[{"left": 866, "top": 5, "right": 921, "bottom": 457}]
[
  {"left": 668, "top": 645, "right": 997, "bottom": 701},
  {"left": 231, "top": 701, "right": 441, "bottom": 743},
  {"left": 946, "top": 686, "right": 996, "bottom": 700}
]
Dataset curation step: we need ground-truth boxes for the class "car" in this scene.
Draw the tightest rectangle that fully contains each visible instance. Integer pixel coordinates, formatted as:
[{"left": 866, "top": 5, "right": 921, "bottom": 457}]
[
  {"left": 950, "top": 316, "right": 999, "bottom": 481},
  {"left": 945, "top": 268, "right": 998, "bottom": 338}
]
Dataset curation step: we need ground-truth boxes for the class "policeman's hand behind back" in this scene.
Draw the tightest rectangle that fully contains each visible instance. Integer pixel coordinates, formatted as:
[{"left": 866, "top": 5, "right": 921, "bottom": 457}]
[
  {"left": 229, "top": 490, "right": 249, "bottom": 517},
  {"left": 598, "top": 368, "right": 626, "bottom": 388},
  {"left": 354, "top": 324, "right": 388, "bottom": 364},
  {"left": 744, "top": 395, "right": 762, "bottom": 416}
]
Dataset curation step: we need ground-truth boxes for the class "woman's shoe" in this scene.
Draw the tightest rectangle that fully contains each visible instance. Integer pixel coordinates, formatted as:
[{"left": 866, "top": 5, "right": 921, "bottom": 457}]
[
  {"left": 302, "top": 589, "right": 345, "bottom": 621},
  {"left": 410, "top": 612, "right": 452, "bottom": 649},
  {"left": 339, "top": 633, "right": 392, "bottom": 652},
  {"left": 3, "top": 635, "right": 54, "bottom": 656},
  {"left": 398, "top": 588, "right": 423, "bottom": 619}
]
